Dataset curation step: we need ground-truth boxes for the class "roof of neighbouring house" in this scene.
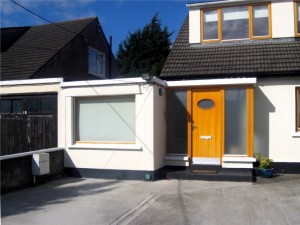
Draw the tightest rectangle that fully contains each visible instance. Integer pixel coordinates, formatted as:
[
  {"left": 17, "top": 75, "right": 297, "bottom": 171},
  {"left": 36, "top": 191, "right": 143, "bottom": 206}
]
[
  {"left": 160, "top": 16, "right": 300, "bottom": 79},
  {"left": 1, "top": 17, "right": 97, "bottom": 81}
]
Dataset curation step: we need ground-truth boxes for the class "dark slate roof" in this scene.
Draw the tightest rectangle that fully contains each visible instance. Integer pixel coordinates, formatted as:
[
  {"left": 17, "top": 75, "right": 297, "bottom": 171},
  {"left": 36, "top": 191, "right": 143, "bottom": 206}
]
[
  {"left": 1, "top": 17, "right": 97, "bottom": 81},
  {"left": 160, "top": 16, "right": 300, "bottom": 79}
]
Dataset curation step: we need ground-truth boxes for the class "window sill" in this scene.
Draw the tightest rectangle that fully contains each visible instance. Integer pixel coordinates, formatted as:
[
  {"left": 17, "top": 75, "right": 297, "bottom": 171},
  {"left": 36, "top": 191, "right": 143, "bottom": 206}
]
[
  {"left": 291, "top": 132, "right": 300, "bottom": 138},
  {"left": 68, "top": 143, "right": 143, "bottom": 151}
]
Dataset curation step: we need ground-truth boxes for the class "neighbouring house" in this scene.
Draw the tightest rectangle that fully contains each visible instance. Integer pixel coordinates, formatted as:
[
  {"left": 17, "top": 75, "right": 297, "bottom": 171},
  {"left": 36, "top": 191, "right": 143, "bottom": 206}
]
[
  {"left": 0, "top": 17, "right": 120, "bottom": 192},
  {"left": 160, "top": 0, "right": 300, "bottom": 175},
  {"left": 0, "top": 17, "right": 119, "bottom": 156}
]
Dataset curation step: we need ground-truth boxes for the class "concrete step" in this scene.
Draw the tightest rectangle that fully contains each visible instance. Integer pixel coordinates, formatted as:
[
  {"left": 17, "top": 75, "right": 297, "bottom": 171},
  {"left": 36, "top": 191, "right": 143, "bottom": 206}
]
[{"left": 164, "top": 166, "right": 255, "bottom": 182}]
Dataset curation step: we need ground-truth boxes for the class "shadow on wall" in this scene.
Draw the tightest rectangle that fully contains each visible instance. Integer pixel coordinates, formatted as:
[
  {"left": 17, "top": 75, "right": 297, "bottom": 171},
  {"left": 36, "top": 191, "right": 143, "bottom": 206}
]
[{"left": 254, "top": 87, "right": 275, "bottom": 158}]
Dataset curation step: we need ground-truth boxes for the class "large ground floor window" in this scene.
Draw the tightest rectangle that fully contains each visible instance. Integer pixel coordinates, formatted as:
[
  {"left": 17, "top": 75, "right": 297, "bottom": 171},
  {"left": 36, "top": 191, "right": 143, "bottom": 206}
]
[{"left": 75, "top": 95, "right": 135, "bottom": 143}]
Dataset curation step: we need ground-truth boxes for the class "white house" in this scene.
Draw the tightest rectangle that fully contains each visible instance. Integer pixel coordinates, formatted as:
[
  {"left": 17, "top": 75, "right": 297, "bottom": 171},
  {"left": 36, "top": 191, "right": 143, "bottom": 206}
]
[{"left": 160, "top": 0, "right": 300, "bottom": 176}]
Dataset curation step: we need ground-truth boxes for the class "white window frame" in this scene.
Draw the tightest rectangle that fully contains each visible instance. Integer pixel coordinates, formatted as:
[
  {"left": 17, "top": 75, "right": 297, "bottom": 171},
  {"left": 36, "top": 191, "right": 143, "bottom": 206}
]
[{"left": 88, "top": 47, "right": 105, "bottom": 78}]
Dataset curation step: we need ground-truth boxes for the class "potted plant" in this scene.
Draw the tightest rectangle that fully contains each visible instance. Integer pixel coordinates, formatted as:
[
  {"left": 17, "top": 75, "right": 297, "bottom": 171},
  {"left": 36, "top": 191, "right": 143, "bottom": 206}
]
[{"left": 256, "top": 153, "right": 273, "bottom": 178}]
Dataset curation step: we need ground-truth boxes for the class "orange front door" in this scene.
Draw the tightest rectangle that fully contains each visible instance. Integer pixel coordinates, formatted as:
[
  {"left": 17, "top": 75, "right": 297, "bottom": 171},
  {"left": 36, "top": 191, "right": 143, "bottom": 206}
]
[{"left": 192, "top": 88, "right": 223, "bottom": 158}]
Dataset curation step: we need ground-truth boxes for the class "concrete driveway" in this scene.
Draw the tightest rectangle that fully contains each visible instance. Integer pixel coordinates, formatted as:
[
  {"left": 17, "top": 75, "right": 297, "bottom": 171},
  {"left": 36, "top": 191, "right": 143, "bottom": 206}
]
[{"left": 1, "top": 174, "right": 300, "bottom": 225}]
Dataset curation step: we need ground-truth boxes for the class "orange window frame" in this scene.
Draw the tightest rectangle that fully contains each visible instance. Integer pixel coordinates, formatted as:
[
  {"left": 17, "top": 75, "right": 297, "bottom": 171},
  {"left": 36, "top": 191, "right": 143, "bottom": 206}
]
[
  {"left": 200, "top": 3, "right": 272, "bottom": 42},
  {"left": 295, "top": 1, "right": 300, "bottom": 37}
]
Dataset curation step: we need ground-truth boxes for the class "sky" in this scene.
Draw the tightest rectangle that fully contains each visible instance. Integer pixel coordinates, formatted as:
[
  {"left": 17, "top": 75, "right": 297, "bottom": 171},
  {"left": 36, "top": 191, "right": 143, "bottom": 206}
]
[{"left": 0, "top": 0, "right": 191, "bottom": 54}]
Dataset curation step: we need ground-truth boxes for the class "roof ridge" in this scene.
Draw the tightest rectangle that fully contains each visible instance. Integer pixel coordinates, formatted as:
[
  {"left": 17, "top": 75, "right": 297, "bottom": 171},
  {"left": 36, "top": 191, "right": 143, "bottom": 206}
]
[{"left": 0, "top": 17, "right": 97, "bottom": 29}]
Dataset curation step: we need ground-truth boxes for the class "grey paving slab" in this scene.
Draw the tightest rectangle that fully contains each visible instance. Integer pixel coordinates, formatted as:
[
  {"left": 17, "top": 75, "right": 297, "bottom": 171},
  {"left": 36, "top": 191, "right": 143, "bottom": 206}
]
[{"left": 1, "top": 175, "right": 300, "bottom": 225}]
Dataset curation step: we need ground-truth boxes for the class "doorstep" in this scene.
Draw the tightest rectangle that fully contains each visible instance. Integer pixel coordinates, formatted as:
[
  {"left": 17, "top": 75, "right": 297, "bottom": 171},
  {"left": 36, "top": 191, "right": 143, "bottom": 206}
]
[{"left": 163, "top": 165, "right": 256, "bottom": 182}]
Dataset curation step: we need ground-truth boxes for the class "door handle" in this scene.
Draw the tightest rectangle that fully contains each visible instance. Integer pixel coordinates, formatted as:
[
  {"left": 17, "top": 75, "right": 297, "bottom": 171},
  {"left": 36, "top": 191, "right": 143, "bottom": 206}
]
[{"left": 192, "top": 123, "right": 197, "bottom": 130}]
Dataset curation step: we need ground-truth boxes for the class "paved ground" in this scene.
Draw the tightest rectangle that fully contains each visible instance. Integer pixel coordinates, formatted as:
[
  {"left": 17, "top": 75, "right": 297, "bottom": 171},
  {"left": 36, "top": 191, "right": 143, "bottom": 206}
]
[{"left": 1, "top": 174, "right": 300, "bottom": 225}]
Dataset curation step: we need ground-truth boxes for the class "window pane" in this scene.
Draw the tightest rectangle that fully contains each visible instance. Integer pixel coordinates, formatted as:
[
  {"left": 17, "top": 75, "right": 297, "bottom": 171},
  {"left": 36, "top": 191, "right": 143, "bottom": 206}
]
[
  {"left": 41, "top": 97, "right": 55, "bottom": 112},
  {"left": 0, "top": 100, "right": 11, "bottom": 113},
  {"left": 222, "top": 6, "right": 249, "bottom": 40},
  {"left": 28, "top": 99, "right": 40, "bottom": 113},
  {"left": 88, "top": 48, "right": 97, "bottom": 75},
  {"left": 253, "top": 5, "right": 269, "bottom": 36},
  {"left": 89, "top": 48, "right": 105, "bottom": 77},
  {"left": 167, "top": 90, "right": 187, "bottom": 154},
  {"left": 203, "top": 10, "right": 219, "bottom": 40},
  {"left": 225, "top": 88, "right": 246, "bottom": 154},
  {"left": 12, "top": 99, "right": 23, "bottom": 114},
  {"left": 297, "top": 2, "right": 300, "bottom": 33},
  {"left": 198, "top": 99, "right": 215, "bottom": 109},
  {"left": 76, "top": 96, "right": 135, "bottom": 142}
]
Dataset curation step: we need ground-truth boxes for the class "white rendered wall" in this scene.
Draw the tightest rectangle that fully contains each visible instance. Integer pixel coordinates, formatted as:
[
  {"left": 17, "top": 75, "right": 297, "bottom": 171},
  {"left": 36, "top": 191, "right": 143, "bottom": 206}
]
[
  {"left": 189, "top": 9, "right": 201, "bottom": 44},
  {"left": 0, "top": 81, "right": 63, "bottom": 148},
  {"left": 62, "top": 83, "right": 165, "bottom": 171},
  {"left": 272, "top": 0, "right": 295, "bottom": 38},
  {"left": 254, "top": 78, "right": 300, "bottom": 162},
  {"left": 153, "top": 85, "right": 166, "bottom": 170}
]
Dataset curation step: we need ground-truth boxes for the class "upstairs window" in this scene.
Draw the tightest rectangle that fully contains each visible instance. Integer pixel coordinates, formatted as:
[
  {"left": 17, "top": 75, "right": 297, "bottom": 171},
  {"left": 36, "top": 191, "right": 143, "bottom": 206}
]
[
  {"left": 251, "top": 5, "right": 270, "bottom": 37},
  {"left": 295, "top": 1, "right": 300, "bottom": 36},
  {"left": 222, "top": 6, "right": 249, "bottom": 40},
  {"left": 201, "top": 3, "right": 271, "bottom": 42},
  {"left": 203, "top": 9, "right": 220, "bottom": 40},
  {"left": 88, "top": 47, "right": 105, "bottom": 78}
]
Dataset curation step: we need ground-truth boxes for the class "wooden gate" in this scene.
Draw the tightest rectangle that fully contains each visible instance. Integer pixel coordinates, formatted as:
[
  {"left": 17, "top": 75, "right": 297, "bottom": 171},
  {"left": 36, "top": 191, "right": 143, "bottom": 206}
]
[{"left": 0, "top": 94, "right": 57, "bottom": 155}]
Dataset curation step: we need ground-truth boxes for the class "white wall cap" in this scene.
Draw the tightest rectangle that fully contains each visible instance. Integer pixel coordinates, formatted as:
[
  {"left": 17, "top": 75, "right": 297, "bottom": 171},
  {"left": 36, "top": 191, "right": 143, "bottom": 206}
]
[
  {"left": 222, "top": 156, "right": 256, "bottom": 163},
  {"left": 61, "top": 77, "right": 166, "bottom": 88},
  {"left": 0, "top": 78, "right": 63, "bottom": 86},
  {"left": 167, "top": 77, "right": 256, "bottom": 88},
  {"left": 68, "top": 144, "right": 143, "bottom": 151}
]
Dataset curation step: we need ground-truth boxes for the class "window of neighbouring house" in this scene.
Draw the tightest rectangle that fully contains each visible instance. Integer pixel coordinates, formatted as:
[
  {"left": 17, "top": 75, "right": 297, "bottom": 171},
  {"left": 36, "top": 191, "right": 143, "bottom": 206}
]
[
  {"left": 297, "top": 87, "right": 300, "bottom": 132},
  {"left": 201, "top": 3, "right": 271, "bottom": 42},
  {"left": 295, "top": 1, "right": 300, "bottom": 36},
  {"left": 88, "top": 47, "right": 105, "bottom": 78},
  {"left": 75, "top": 95, "right": 135, "bottom": 143},
  {"left": 166, "top": 90, "right": 188, "bottom": 154}
]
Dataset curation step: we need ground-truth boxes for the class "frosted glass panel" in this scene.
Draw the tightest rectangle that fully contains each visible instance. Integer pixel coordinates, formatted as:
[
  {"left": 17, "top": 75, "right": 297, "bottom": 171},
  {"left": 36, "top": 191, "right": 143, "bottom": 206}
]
[
  {"left": 225, "top": 88, "right": 246, "bottom": 154},
  {"left": 167, "top": 90, "right": 187, "bottom": 154},
  {"left": 204, "top": 12, "right": 218, "bottom": 22},
  {"left": 223, "top": 8, "right": 248, "bottom": 21},
  {"left": 76, "top": 96, "right": 135, "bottom": 142},
  {"left": 253, "top": 7, "right": 268, "bottom": 18}
]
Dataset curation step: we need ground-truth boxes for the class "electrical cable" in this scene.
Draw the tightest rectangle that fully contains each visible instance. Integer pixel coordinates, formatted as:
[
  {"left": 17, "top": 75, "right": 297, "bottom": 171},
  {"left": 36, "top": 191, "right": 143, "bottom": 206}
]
[{"left": 10, "top": 0, "right": 79, "bottom": 36}]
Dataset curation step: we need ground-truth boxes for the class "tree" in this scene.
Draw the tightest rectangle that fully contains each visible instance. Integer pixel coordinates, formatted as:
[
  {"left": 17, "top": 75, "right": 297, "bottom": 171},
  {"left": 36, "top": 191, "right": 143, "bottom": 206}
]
[{"left": 116, "top": 13, "right": 172, "bottom": 77}]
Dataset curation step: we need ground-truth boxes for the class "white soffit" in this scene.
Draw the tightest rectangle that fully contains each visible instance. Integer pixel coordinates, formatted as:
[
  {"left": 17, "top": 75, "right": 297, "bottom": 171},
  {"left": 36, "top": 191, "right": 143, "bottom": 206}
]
[
  {"left": 186, "top": 0, "right": 277, "bottom": 9},
  {"left": 166, "top": 77, "right": 257, "bottom": 87}
]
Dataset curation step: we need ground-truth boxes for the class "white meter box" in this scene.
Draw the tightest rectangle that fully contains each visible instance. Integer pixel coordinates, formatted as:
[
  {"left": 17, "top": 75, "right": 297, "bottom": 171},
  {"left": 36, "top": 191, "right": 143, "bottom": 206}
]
[{"left": 32, "top": 153, "right": 50, "bottom": 175}]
